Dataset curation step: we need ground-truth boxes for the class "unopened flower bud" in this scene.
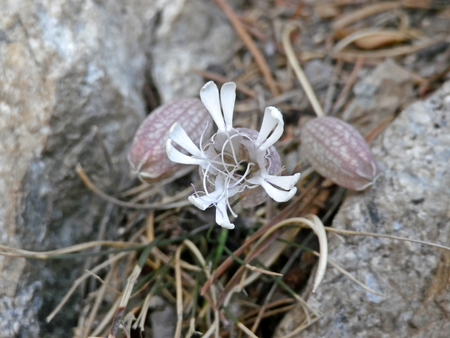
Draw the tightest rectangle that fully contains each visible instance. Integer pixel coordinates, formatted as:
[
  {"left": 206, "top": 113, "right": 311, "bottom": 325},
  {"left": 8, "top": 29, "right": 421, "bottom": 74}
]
[
  {"left": 301, "top": 116, "right": 378, "bottom": 191},
  {"left": 129, "top": 98, "right": 213, "bottom": 181}
]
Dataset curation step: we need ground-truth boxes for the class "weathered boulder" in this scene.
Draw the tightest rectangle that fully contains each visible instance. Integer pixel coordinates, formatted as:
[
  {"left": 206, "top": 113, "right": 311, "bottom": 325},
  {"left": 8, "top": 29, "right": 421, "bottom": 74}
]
[
  {"left": 276, "top": 81, "right": 450, "bottom": 337},
  {"left": 0, "top": 0, "right": 234, "bottom": 336},
  {"left": 0, "top": 1, "right": 150, "bottom": 336}
]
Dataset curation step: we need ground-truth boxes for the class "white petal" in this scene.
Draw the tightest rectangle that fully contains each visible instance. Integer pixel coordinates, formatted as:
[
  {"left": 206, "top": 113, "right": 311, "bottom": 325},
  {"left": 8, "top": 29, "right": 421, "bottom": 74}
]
[
  {"left": 169, "top": 123, "right": 203, "bottom": 157},
  {"left": 246, "top": 171, "right": 264, "bottom": 186},
  {"left": 190, "top": 176, "right": 226, "bottom": 210},
  {"left": 256, "top": 107, "right": 284, "bottom": 150},
  {"left": 215, "top": 201, "right": 235, "bottom": 229},
  {"left": 220, "top": 82, "right": 236, "bottom": 130},
  {"left": 166, "top": 140, "right": 207, "bottom": 165},
  {"left": 200, "top": 81, "right": 226, "bottom": 132},
  {"left": 263, "top": 173, "right": 301, "bottom": 190},
  {"left": 260, "top": 180, "right": 297, "bottom": 202},
  {"left": 188, "top": 195, "right": 212, "bottom": 210}
]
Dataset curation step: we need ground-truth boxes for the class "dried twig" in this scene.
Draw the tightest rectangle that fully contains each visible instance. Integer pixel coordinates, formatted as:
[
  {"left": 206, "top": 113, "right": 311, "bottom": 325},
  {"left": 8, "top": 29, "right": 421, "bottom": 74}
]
[
  {"left": 0, "top": 240, "right": 141, "bottom": 260},
  {"left": 334, "top": 38, "right": 445, "bottom": 59},
  {"left": 215, "top": 0, "right": 280, "bottom": 97},
  {"left": 47, "top": 252, "right": 128, "bottom": 323},
  {"left": 333, "top": 2, "right": 402, "bottom": 32},
  {"left": 331, "top": 56, "right": 364, "bottom": 115},
  {"left": 325, "top": 227, "right": 450, "bottom": 252},
  {"left": 108, "top": 246, "right": 153, "bottom": 338},
  {"left": 76, "top": 164, "right": 191, "bottom": 210},
  {"left": 324, "top": 60, "right": 343, "bottom": 115},
  {"left": 195, "top": 69, "right": 259, "bottom": 98},
  {"left": 282, "top": 23, "right": 325, "bottom": 117},
  {"left": 333, "top": 29, "right": 410, "bottom": 52},
  {"left": 254, "top": 216, "right": 328, "bottom": 293}
]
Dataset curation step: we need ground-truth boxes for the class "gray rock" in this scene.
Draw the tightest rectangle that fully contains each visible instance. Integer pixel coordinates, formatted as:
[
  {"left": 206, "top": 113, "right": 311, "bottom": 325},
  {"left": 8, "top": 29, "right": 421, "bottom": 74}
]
[
  {"left": 0, "top": 0, "right": 234, "bottom": 336},
  {"left": 342, "top": 59, "right": 414, "bottom": 135},
  {"left": 149, "top": 0, "right": 236, "bottom": 103},
  {"left": 304, "top": 59, "right": 334, "bottom": 91},
  {"left": 149, "top": 296, "right": 176, "bottom": 338},
  {"left": 0, "top": 1, "right": 150, "bottom": 336},
  {"left": 280, "top": 81, "right": 450, "bottom": 337}
]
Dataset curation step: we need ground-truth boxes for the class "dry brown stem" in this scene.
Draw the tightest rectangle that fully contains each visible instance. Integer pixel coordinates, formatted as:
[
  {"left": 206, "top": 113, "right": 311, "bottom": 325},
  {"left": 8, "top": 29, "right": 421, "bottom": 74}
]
[{"left": 215, "top": 0, "right": 280, "bottom": 97}]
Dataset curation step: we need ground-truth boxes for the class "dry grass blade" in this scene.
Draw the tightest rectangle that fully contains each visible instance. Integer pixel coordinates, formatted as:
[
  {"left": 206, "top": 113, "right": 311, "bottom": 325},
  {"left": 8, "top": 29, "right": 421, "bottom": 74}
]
[
  {"left": 216, "top": 229, "right": 294, "bottom": 307},
  {"left": 132, "top": 293, "right": 153, "bottom": 332},
  {"left": 321, "top": 253, "right": 384, "bottom": 296},
  {"left": 237, "top": 322, "right": 259, "bottom": 338},
  {"left": 0, "top": 240, "right": 141, "bottom": 260},
  {"left": 108, "top": 246, "right": 153, "bottom": 338},
  {"left": 90, "top": 296, "right": 121, "bottom": 337},
  {"left": 325, "top": 227, "right": 450, "bottom": 251},
  {"left": 151, "top": 246, "right": 200, "bottom": 282},
  {"left": 365, "top": 114, "right": 396, "bottom": 143},
  {"left": 47, "top": 252, "right": 128, "bottom": 323},
  {"left": 334, "top": 37, "right": 446, "bottom": 59},
  {"left": 81, "top": 270, "right": 114, "bottom": 337},
  {"left": 282, "top": 23, "right": 325, "bottom": 117},
  {"left": 249, "top": 234, "right": 316, "bottom": 333},
  {"left": 108, "top": 270, "right": 139, "bottom": 338},
  {"left": 333, "top": 29, "right": 406, "bottom": 53},
  {"left": 76, "top": 164, "right": 191, "bottom": 210},
  {"left": 243, "top": 299, "right": 294, "bottom": 323},
  {"left": 184, "top": 240, "right": 220, "bottom": 338},
  {"left": 174, "top": 245, "right": 184, "bottom": 338},
  {"left": 174, "top": 240, "right": 220, "bottom": 338},
  {"left": 195, "top": 69, "right": 259, "bottom": 98},
  {"left": 245, "top": 264, "right": 283, "bottom": 277},
  {"left": 331, "top": 57, "right": 364, "bottom": 116},
  {"left": 324, "top": 60, "right": 343, "bottom": 115},
  {"left": 254, "top": 215, "right": 328, "bottom": 293},
  {"left": 333, "top": 2, "right": 402, "bottom": 32},
  {"left": 276, "top": 313, "right": 322, "bottom": 338},
  {"left": 231, "top": 227, "right": 302, "bottom": 290}
]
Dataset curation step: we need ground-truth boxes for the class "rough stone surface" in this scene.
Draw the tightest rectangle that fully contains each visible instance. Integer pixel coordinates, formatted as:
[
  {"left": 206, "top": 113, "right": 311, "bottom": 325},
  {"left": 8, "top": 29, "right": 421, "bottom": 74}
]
[
  {"left": 342, "top": 59, "right": 414, "bottom": 135},
  {"left": 0, "top": 1, "right": 151, "bottom": 336},
  {"left": 278, "top": 81, "right": 450, "bottom": 337},
  {"left": 149, "top": 0, "right": 236, "bottom": 103},
  {"left": 0, "top": 0, "right": 234, "bottom": 336},
  {"left": 149, "top": 296, "right": 176, "bottom": 338}
]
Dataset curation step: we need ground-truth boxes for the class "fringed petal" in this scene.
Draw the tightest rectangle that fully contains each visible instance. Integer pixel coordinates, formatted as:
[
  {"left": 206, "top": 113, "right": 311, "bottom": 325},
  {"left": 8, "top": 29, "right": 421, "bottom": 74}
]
[
  {"left": 200, "top": 81, "right": 226, "bottom": 132},
  {"left": 247, "top": 172, "right": 298, "bottom": 202},
  {"left": 220, "top": 82, "right": 236, "bottom": 131},
  {"left": 256, "top": 107, "right": 284, "bottom": 151},
  {"left": 215, "top": 200, "right": 235, "bottom": 229},
  {"left": 189, "top": 176, "right": 226, "bottom": 211},
  {"left": 166, "top": 140, "right": 207, "bottom": 165},
  {"left": 169, "top": 123, "right": 204, "bottom": 157},
  {"left": 188, "top": 194, "right": 213, "bottom": 211},
  {"left": 260, "top": 180, "right": 297, "bottom": 202},
  {"left": 263, "top": 173, "right": 301, "bottom": 190}
]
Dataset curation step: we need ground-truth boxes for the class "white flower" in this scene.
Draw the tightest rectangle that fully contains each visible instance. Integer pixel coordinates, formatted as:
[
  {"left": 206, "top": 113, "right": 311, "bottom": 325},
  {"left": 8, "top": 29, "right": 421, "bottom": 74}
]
[{"left": 166, "top": 81, "right": 300, "bottom": 229}]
